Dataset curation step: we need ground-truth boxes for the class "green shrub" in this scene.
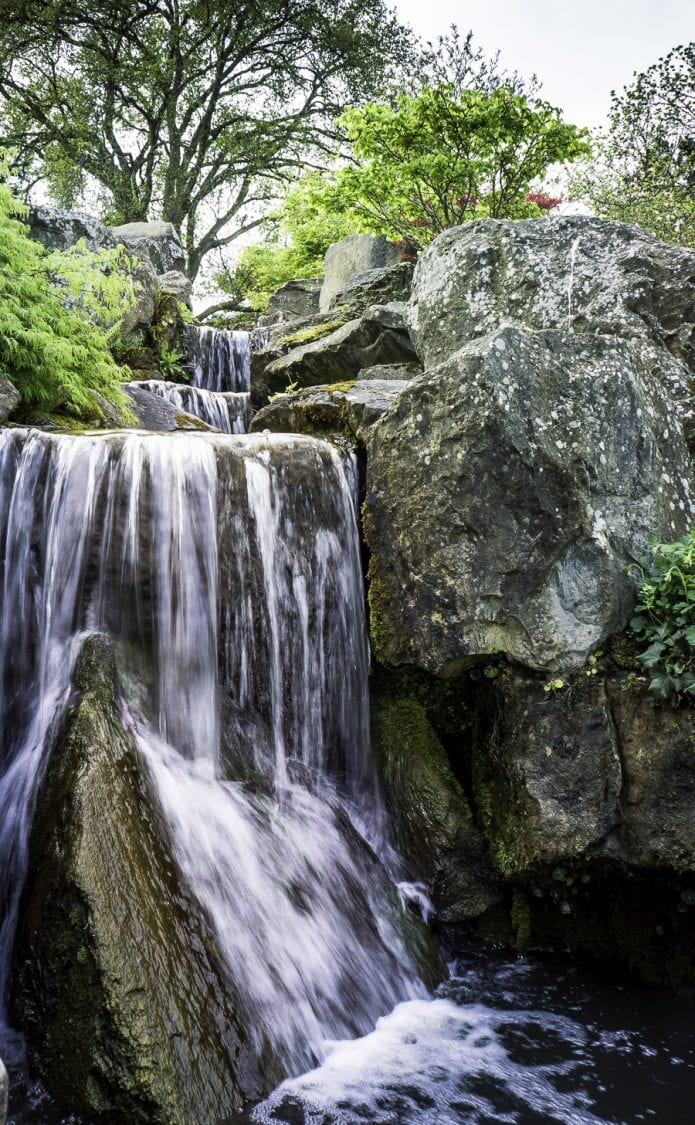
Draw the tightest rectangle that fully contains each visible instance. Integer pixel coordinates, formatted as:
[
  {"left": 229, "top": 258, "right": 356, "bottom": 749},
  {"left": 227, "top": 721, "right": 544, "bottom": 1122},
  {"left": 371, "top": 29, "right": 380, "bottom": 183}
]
[
  {"left": 629, "top": 528, "right": 695, "bottom": 700},
  {"left": 0, "top": 173, "right": 133, "bottom": 419}
]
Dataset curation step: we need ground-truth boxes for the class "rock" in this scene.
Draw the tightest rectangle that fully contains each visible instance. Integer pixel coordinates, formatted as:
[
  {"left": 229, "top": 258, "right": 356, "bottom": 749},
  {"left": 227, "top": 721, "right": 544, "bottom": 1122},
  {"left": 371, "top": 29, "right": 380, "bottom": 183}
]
[
  {"left": 250, "top": 379, "right": 410, "bottom": 444},
  {"left": 409, "top": 216, "right": 695, "bottom": 372},
  {"left": 120, "top": 255, "right": 159, "bottom": 340},
  {"left": 259, "top": 312, "right": 418, "bottom": 399},
  {"left": 328, "top": 263, "right": 414, "bottom": 317},
  {"left": 124, "top": 385, "right": 216, "bottom": 431},
  {"left": 109, "top": 220, "right": 186, "bottom": 275},
  {"left": 372, "top": 696, "right": 498, "bottom": 923},
  {"left": 357, "top": 362, "right": 422, "bottom": 382},
  {"left": 0, "top": 376, "right": 20, "bottom": 423},
  {"left": 27, "top": 205, "right": 115, "bottom": 252},
  {"left": 156, "top": 269, "right": 193, "bottom": 308},
  {"left": 267, "top": 278, "right": 322, "bottom": 320},
  {"left": 320, "top": 233, "right": 401, "bottom": 311},
  {"left": 365, "top": 327, "right": 694, "bottom": 674},
  {"left": 12, "top": 633, "right": 257, "bottom": 1123}
]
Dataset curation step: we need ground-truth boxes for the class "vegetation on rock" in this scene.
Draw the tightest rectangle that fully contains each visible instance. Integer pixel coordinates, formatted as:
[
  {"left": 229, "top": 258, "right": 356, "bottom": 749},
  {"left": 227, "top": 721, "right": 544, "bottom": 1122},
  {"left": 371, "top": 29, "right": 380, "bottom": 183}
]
[
  {"left": 0, "top": 173, "right": 133, "bottom": 419},
  {"left": 630, "top": 527, "right": 695, "bottom": 701}
]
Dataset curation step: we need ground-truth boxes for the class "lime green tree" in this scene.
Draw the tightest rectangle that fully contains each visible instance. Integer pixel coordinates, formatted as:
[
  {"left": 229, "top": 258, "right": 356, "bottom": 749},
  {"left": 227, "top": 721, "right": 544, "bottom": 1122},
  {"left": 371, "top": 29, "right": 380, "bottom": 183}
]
[
  {"left": 570, "top": 43, "right": 695, "bottom": 247},
  {"left": 0, "top": 175, "right": 132, "bottom": 418}
]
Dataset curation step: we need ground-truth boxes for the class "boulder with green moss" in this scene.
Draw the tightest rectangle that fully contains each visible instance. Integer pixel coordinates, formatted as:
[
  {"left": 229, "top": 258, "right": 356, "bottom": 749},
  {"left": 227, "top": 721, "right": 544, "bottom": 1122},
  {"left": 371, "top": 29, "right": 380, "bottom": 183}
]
[
  {"left": 372, "top": 696, "right": 498, "bottom": 923},
  {"left": 12, "top": 633, "right": 257, "bottom": 1124},
  {"left": 250, "top": 378, "right": 410, "bottom": 444}
]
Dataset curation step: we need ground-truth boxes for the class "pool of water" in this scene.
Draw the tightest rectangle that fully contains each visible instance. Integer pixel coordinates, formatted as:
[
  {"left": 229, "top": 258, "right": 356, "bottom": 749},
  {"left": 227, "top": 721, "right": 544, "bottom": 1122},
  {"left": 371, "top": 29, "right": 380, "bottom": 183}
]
[{"left": 3, "top": 944, "right": 694, "bottom": 1124}]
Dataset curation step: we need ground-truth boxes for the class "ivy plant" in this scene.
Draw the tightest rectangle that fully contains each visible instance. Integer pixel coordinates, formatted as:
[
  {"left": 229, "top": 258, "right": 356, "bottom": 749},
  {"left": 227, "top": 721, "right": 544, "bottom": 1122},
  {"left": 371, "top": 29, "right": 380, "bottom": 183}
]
[{"left": 629, "top": 528, "right": 695, "bottom": 701}]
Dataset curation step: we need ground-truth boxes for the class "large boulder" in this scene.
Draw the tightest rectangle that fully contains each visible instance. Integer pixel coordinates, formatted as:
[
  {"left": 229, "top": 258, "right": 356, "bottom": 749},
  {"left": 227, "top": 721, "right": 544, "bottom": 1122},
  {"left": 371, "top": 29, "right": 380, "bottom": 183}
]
[
  {"left": 0, "top": 376, "right": 20, "bottom": 423},
  {"left": 109, "top": 221, "right": 186, "bottom": 275},
  {"left": 320, "top": 233, "right": 401, "bottom": 311},
  {"left": 27, "top": 205, "right": 115, "bottom": 252},
  {"left": 365, "top": 326, "right": 694, "bottom": 674},
  {"left": 267, "top": 278, "right": 322, "bottom": 321},
  {"left": 328, "top": 263, "right": 414, "bottom": 318},
  {"left": 408, "top": 216, "right": 695, "bottom": 372},
  {"left": 12, "top": 634, "right": 257, "bottom": 1123},
  {"left": 256, "top": 307, "right": 418, "bottom": 401},
  {"left": 251, "top": 378, "right": 411, "bottom": 444},
  {"left": 124, "top": 384, "right": 216, "bottom": 431}
]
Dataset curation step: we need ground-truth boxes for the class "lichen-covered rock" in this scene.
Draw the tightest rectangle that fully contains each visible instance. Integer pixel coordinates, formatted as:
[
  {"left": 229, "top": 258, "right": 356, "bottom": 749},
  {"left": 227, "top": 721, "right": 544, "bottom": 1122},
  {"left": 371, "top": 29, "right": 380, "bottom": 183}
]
[
  {"left": 0, "top": 375, "right": 20, "bottom": 423},
  {"left": 320, "top": 234, "right": 401, "bottom": 311},
  {"left": 251, "top": 379, "right": 410, "bottom": 444},
  {"left": 260, "top": 312, "right": 418, "bottom": 399},
  {"left": 372, "top": 696, "right": 498, "bottom": 923},
  {"left": 357, "top": 362, "right": 422, "bottom": 381},
  {"left": 329, "top": 263, "right": 414, "bottom": 318},
  {"left": 408, "top": 216, "right": 695, "bottom": 372},
  {"left": 109, "top": 221, "right": 186, "bottom": 275},
  {"left": 365, "top": 326, "right": 694, "bottom": 674},
  {"left": 267, "top": 278, "right": 322, "bottom": 320},
  {"left": 12, "top": 633, "right": 257, "bottom": 1123}
]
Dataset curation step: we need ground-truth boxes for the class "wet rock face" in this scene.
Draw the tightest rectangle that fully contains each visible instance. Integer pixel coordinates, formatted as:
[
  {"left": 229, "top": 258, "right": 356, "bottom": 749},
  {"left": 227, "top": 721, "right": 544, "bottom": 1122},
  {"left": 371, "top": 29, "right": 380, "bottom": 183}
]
[
  {"left": 366, "top": 326, "right": 693, "bottom": 674},
  {"left": 408, "top": 216, "right": 695, "bottom": 373},
  {"left": 12, "top": 634, "right": 257, "bottom": 1124}
]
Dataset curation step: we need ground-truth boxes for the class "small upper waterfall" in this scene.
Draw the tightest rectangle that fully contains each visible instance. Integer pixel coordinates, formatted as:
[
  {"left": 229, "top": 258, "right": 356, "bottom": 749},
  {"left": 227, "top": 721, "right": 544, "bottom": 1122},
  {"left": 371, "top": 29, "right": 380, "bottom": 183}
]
[
  {"left": 189, "top": 326, "right": 253, "bottom": 392},
  {"left": 129, "top": 379, "right": 253, "bottom": 433},
  {"left": 0, "top": 427, "right": 425, "bottom": 1083}
]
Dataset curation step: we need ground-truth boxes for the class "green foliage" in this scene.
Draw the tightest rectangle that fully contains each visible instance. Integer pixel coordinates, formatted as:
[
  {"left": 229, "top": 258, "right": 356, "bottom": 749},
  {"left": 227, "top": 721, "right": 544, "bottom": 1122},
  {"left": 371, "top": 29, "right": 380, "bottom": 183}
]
[
  {"left": 324, "top": 86, "right": 589, "bottom": 247},
  {"left": 569, "top": 43, "right": 695, "bottom": 247},
  {"left": 0, "top": 0, "right": 409, "bottom": 278},
  {"left": 156, "top": 342, "right": 185, "bottom": 380},
  {"left": 0, "top": 173, "right": 130, "bottom": 418},
  {"left": 43, "top": 240, "right": 137, "bottom": 344},
  {"left": 629, "top": 528, "right": 695, "bottom": 701}
]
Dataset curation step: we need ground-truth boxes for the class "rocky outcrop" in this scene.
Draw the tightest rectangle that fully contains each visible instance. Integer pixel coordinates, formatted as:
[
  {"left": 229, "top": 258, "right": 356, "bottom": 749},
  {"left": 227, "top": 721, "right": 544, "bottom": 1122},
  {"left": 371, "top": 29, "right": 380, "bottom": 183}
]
[
  {"left": 366, "top": 326, "right": 693, "bottom": 674},
  {"left": 109, "top": 221, "right": 186, "bottom": 275},
  {"left": 255, "top": 306, "right": 418, "bottom": 401},
  {"left": 124, "top": 384, "right": 216, "bottom": 431},
  {"left": 408, "top": 216, "right": 695, "bottom": 373},
  {"left": 12, "top": 634, "right": 257, "bottom": 1123},
  {"left": 251, "top": 378, "right": 411, "bottom": 444},
  {"left": 0, "top": 376, "right": 20, "bottom": 423},
  {"left": 267, "top": 278, "right": 322, "bottom": 321},
  {"left": 320, "top": 233, "right": 401, "bottom": 311},
  {"left": 328, "top": 263, "right": 414, "bottom": 318},
  {"left": 27, "top": 206, "right": 115, "bottom": 252}
]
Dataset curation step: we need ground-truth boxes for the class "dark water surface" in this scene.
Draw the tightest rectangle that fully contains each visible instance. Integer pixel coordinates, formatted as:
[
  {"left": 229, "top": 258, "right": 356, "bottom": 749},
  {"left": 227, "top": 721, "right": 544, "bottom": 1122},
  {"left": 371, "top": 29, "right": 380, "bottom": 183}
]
[{"left": 3, "top": 945, "right": 694, "bottom": 1124}]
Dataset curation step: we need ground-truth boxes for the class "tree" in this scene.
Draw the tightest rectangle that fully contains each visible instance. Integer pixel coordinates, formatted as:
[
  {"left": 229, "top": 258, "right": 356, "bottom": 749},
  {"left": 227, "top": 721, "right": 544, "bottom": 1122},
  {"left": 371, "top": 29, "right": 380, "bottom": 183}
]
[
  {"left": 309, "top": 86, "right": 588, "bottom": 249},
  {"left": 569, "top": 43, "right": 695, "bottom": 247},
  {"left": 0, "top": 0, "right": 409, "bottom": 279}
]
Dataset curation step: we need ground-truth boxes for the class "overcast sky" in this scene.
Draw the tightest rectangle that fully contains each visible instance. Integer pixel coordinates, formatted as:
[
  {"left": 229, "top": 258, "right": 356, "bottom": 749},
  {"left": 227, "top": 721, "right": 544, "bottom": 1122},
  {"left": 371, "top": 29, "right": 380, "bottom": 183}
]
[{"left": 393, "top": 0, "right": 693, "bottom": 127}]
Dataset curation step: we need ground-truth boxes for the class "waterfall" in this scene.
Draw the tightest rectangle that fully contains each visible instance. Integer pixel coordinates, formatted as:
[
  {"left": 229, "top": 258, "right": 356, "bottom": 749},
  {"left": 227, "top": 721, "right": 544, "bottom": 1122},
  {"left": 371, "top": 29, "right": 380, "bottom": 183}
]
[
  {"left": 0, "top": 428, "right": 425, "bottom": 1075},
  {"left": 130, "top": 378, "right": 253, "bottom": 433},
  {"left": 188, "top": 326, "right": 252, "bottom": 392}
]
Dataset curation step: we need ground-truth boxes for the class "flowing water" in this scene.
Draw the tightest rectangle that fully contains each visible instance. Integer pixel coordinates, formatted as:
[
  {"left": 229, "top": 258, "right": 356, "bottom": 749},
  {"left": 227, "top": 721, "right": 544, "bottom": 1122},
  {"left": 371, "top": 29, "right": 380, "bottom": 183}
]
[
  {"left": 188, "top": 326, "right": 253, "bottom": 392},
  {"left": 130, "top": 379, "right": 253, "bottom": 432}
]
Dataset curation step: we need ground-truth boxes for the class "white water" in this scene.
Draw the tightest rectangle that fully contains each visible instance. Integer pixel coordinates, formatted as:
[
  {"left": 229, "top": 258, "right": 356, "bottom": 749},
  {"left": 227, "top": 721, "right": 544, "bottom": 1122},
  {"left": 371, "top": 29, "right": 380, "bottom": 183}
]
[
  {"left": 0, "top": 427, "right": 425, "bottom": 1076},
  {"left": 189, "top": 326, "right": 252, "bottom": 392},
  {"left": 131, "top": 379, "right": 253, "bottom": 433}
]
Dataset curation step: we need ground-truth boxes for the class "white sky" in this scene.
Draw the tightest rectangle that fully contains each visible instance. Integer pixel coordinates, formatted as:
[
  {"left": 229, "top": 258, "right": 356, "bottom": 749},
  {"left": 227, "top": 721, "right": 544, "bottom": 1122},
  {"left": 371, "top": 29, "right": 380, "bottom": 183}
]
[{"left": 393, "top": 0, "right": 694, "bottom": 127}]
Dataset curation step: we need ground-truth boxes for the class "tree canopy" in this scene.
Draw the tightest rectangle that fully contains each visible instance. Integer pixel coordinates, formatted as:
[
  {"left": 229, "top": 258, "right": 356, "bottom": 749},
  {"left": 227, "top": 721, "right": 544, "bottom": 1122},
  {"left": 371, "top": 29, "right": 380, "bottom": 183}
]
[
  {"left": 0, "top": 0, "right": 408, "bottom": 278},
  {"left": 570, "top": 42, "right": 695, "bottom": 247}
]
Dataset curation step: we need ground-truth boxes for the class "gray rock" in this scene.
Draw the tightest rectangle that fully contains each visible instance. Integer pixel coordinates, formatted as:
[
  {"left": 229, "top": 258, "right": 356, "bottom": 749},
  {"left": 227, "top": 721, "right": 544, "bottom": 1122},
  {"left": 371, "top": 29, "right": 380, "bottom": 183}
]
[
  {"left": 267, "top": 278, "right": 322, "bottom": 320},
  {"left": 251, "top": 379, "right": 410, "bottom": 443},
  {"left": 156, "top": 269, "right": 193, "bottom": 307},
  {"left": 260, "top": 313, "right": 418, "bottom": 398},
  {"left": 109, "top": 220, "right": 186, "bottom": 275},
  {"left": 362, "top": 302, "right": 408, "bottom": 330},
  {"left": 409, "top": 216, "right": 695, "bottom": 372},
  {"left": 0, "top": 376, "right": 20, "bottom": 423},
  {"left": 27, "top": 205, "right": 115, "bottom": 252},
  {"left": 365, "top": 326, "right": 694, "bottom": 674},
  {"left": 120, "top": 256, "right": 159, "bottom": 339},
  {"left": 328, "top": 263, "right": 414, "bottom": 317},
  {"left": 124, "top": 385, "right": 215, "bottom": 431},
  {"left": 357, "top": 362, "right": 423, "bottom": 382},
  {"left": 321, "top": 233, "right": 401, "bottom": 311}
]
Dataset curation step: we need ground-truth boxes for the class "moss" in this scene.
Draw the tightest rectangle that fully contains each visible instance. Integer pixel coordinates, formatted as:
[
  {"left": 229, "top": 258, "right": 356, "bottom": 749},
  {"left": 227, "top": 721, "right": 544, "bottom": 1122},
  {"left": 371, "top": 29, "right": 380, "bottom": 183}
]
[
  {"left": 174, "top": 410, "right": 209, "bottom": 430},
  {"left": 511, "top": 888, "right": 532, "bottom": 951},
  {"left": 277, "top": 319, "right": 346, "bottom": 347}
]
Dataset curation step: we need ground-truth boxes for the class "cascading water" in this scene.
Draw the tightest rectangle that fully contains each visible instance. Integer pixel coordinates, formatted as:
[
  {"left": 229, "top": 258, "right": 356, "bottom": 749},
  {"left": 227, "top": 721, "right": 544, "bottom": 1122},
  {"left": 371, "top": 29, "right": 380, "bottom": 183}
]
[
  {"left": 0, "top": 428, "right": 426, "bottom": 1098},
  {"left": 129, "top": 378, "right": 253, "bottom": 433},
  {"left": 189, "top": 326, "right": 252, "bottom": 392}
]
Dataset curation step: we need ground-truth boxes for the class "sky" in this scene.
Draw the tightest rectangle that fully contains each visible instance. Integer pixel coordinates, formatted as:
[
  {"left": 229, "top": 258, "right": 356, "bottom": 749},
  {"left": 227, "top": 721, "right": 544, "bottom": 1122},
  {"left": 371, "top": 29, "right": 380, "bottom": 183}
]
[{"left": 393, "top": 0, "right": 694, "bottom": 128}]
